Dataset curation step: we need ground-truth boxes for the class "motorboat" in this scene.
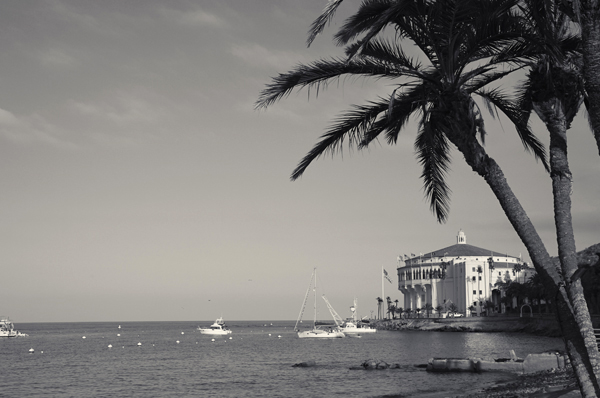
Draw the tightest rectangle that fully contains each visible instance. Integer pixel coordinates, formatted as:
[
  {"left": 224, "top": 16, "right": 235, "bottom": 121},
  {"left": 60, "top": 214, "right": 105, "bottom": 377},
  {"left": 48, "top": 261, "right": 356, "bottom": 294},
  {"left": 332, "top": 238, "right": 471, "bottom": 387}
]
[
  {"left": 295, "top": 269, "right": 345, "bottom": 339},
  {"left": 0, "top": 317, "right": 26, "bottom": 337},
  {"left": 340, "top": 299, "right": 376, "bottom": 335},
  {"left": 198, "top": 317, "right": 232, "bottom": 335}
]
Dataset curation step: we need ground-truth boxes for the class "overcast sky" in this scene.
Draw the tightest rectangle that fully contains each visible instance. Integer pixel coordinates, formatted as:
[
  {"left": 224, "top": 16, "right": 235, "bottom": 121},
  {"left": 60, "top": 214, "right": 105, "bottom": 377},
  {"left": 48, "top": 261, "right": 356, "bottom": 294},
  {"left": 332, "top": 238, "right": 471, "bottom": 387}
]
[{"left": 2, "top": 0, "right": 598, "bottom": 323}]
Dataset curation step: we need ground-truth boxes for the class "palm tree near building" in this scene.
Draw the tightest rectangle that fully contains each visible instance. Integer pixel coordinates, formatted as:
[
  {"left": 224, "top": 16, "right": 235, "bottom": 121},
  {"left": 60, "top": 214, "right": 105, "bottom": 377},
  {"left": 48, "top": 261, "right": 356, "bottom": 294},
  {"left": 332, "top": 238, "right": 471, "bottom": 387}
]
[
  {"left": 414, "top": 308, "right": 422, "bottom": 318},
  {"left": 424, "top": 303, "right": 433, "bottom": 318},
  {"left": 257, "top": 0, "right": 600, "bottom": 391},
  {"left": 386, "top": 297, "right": 392, "bottom": 319},
  {"left": 376, "top": 297, "right": 383, "bottom": 320},
  {"left": 405, "top": 308, "right": 413, "bottom": 319},
  {"left": 512, "top": 263, "right": 523, "bottom": 284},
  {"left": 448, "top": 303, "right": 459, "bottom": 316},
  {"left": 468, "top": 305, "right": 477, "bottom": 317},
  {"left": 435, "top": 305, "right": 444, "bottom": 318},
  {"left": 396, "top": 307, "right": 404, "bottom": 319}
]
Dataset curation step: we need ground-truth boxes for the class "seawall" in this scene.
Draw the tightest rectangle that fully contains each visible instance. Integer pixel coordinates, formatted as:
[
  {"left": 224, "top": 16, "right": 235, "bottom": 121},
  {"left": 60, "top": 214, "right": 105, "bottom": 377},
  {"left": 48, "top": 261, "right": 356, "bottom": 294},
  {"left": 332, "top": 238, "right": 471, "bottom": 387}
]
[{"left": 373, "top": 316, "right": 563, "bottom": 337}]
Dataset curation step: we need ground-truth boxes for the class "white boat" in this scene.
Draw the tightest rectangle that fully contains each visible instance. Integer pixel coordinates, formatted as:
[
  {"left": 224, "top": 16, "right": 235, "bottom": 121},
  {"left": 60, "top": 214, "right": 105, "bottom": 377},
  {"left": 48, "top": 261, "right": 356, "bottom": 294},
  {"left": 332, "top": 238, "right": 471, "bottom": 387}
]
[
  {"left": 197, "top": 317, "right": 232, "bottom": 335},
  {"left": 0, "top": 317, "right": 26, "bottom": 337},
  {"left": 295, "top": 269, "right": 345, "bottom": 339},
  {"left": 340, "top": 299, "right": 376, "bottom": 335}
]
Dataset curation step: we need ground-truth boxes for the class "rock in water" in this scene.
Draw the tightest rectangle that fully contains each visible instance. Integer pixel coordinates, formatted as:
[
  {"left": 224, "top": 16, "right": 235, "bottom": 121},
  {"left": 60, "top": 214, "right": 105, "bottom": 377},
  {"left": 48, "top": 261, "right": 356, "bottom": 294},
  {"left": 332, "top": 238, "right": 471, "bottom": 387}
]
[{"left": 292, "top": 360, "right": 316, "bottom": 368}]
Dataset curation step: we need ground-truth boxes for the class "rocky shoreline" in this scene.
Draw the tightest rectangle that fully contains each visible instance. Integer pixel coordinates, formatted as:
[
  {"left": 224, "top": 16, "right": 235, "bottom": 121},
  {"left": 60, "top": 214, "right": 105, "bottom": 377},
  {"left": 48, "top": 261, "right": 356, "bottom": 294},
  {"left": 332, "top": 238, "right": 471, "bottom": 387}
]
[{"left": 373, "top": 316, "right": 563, "bottom": 337}]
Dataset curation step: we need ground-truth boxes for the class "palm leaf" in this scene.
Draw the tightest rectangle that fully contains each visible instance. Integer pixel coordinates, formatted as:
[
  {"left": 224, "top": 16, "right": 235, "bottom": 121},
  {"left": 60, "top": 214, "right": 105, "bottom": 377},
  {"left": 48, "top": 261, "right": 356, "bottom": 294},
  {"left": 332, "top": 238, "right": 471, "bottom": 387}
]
[
  {"left": 307, "top": 0, "right": 345, "bottom": 47},
  {"left": 476, "top": 88, "right": 549, "bottom": 171}
]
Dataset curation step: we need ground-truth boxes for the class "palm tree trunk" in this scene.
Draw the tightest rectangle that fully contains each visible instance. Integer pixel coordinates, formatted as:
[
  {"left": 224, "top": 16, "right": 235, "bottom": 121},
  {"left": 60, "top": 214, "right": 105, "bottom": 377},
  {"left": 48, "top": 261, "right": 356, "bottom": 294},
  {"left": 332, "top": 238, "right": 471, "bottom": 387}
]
[
  {"left": 538, "top": 99, "right": 600, "bottom": 396},
  {"left": 579, "top": 0, "right": 600, "bottom": 155},
  {"left": 444, "top": 103, "right": 600, "bottom": 395}
]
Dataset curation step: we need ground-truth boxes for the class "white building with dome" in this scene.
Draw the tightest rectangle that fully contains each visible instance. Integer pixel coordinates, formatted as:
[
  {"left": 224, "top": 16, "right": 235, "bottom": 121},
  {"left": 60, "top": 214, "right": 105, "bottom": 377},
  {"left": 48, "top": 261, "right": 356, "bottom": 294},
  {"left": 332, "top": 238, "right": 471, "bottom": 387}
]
[{"left": 397, "top": 230, "right": 534, "bottom": 315}]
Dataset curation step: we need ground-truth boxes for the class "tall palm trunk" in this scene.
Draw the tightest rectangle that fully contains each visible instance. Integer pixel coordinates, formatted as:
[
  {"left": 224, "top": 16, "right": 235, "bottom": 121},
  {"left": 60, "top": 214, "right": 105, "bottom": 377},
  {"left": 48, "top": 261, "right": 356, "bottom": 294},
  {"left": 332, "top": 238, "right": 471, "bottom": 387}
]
[
  {"left": 536, "top": 98, "right": 600, "bottom": 396},
  {"left": 442, "top": 98, "right": 600, "bottom": 395}
]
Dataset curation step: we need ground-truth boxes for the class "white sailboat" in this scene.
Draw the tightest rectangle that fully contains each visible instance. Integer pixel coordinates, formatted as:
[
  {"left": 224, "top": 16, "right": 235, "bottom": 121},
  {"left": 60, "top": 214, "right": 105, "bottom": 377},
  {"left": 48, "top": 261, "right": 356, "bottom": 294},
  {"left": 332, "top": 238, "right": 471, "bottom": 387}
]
[{"left": 295, "top": 268, "right": 345, "bottom": 339}]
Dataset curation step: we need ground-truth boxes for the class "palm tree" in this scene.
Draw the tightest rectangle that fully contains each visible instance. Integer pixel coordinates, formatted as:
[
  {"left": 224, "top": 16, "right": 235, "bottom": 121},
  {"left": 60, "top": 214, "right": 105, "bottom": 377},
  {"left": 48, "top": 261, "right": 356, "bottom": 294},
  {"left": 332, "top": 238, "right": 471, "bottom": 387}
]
[
  {"left": 414, "top": 307, "right": 422, "bottom": 318},
  {"left": 515, "top": 3, "right": 600, "bottom": 388},
  {"left": 396, "top": 306, "right": 404, "bottom": 319},
  {"left": 512, "top": 263, "right": 523, "bottom": 284},
  {"left": 376, "top": 297, "right": 384, "bottom": 320},
  {"left": 386, "top": 296, "right": 392, "bottom": 319},
  {"left": 257, "top": 0, "right": 599, "bottom": 391},
  {"left": 424, "top": 303, "right": 433, "bottom": 318},
  {"left": 435, "top": 305, "right": 444, "bottom": 318}
]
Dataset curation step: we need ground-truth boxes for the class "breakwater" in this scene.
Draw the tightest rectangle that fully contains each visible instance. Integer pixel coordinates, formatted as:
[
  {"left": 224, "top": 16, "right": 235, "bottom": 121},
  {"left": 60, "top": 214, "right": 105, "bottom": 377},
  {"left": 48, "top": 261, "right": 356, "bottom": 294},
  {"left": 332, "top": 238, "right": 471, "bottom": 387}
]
[{"left": 373, "top": 316, "right": 563, "bottom": 337}]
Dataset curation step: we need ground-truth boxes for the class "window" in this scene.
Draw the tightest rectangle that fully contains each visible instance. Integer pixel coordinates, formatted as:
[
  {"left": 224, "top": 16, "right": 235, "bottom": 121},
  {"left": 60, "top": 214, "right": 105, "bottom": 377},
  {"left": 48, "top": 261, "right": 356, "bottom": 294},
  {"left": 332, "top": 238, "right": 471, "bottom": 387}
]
[
  {"left": 472, "top": 267, "right": 476, "bottom": 272},
  {"left": 479, "top": 276, "right": 482, "bottom": 280},
  {"left": 473, "top": 290, "right": 476, "bottom": 295},
  {"left": 473, "top": 302, "right": 477, "bottom": 306},
  {"left": 498, "top": 272, "right": 501, "bottom": 276},
  {"left": 479, "top": 290, "right": 482, "bottom": 295},
  {"left": 472, "top": 276, "right": 476, "bottom": 282}
]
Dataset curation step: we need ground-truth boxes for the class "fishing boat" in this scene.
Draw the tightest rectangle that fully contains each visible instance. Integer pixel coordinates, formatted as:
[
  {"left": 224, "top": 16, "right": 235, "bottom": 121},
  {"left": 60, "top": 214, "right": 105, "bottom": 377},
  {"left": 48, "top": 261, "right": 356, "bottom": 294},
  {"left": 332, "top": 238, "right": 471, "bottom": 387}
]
[
  {"left": 340, "top": 299, "right": 377, "bottom": 335},
  {"left": 0, "top": 317, "right": 26, "bottom": 337},
  {"left": 295, "top": 268, "right": 345, "bottom": 339},
  {"left": 197, "top": 317, "right": 232, "bottom": 335}
]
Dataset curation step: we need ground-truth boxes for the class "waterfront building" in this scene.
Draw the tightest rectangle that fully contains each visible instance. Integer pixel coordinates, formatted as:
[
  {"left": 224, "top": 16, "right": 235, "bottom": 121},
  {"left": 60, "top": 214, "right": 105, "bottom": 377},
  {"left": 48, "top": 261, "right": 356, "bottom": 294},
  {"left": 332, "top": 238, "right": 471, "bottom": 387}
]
[{"left": 397, "top": 230, "right": 534, "bottom": 315}]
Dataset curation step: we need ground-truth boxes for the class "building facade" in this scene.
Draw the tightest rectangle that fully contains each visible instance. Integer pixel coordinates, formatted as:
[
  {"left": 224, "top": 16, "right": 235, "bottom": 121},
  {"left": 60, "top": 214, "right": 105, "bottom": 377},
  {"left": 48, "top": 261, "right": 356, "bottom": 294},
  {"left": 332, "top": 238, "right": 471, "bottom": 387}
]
[{"left": 397, "top": 230, "right": 534, "bottom": 315}]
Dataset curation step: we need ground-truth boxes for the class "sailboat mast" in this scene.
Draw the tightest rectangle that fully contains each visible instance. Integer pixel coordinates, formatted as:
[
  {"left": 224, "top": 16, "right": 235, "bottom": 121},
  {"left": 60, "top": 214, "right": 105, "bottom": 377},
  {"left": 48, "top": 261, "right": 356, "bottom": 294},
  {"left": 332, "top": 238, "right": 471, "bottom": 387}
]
[{"left": 313, "top": 268, "right": 317, "bottom": 326}]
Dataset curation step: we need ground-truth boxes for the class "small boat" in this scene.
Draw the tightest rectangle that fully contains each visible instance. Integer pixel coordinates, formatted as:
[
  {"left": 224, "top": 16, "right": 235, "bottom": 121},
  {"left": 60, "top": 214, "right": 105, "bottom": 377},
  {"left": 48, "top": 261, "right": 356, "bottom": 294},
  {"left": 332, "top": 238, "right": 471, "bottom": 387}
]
[
  {"left": 198, "top": 317, "right": 232, "bottom": 335},
  {"left": 295, "top": 269, "right": 345, "bottom": 339},
  {"left": 340, "top": 299, "right": 376, "bottom": 335},
  {"left": 0, "top": 317, "right": 25, "bottom": 338}
]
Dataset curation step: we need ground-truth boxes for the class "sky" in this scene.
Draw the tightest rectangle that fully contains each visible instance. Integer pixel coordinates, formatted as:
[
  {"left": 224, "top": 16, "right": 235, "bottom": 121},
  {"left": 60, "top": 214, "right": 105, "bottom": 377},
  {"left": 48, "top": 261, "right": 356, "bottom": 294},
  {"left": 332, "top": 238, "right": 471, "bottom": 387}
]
[{"left": 1, "top": 0, "right": 599, "bottom": 323}]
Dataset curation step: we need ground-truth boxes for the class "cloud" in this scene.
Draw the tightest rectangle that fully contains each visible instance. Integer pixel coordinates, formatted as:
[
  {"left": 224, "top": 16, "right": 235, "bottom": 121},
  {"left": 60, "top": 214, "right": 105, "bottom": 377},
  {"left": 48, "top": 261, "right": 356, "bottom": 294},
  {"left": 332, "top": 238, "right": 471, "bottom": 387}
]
[
  {"left": 39, "top": 48, "right": 79, "bottom": 68},
  {"left": 158, "top": 6, "right": 226, "bottom": 28},
  {"left": 68, "top": 92, "right": 164, "bottom": 126},
  {"left": 0, "top": 108, "right": 76, "bottom": 148},
  {"left": 230, "top": 43, "right": 304, "bottom": 69}
]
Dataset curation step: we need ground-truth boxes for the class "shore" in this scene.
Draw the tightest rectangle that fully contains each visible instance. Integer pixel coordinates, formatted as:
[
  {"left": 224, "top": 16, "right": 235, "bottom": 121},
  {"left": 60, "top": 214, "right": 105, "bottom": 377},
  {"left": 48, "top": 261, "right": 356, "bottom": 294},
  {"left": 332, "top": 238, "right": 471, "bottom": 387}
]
[{"left": 374, "top": 317, "right": 583, "bottom": 397}]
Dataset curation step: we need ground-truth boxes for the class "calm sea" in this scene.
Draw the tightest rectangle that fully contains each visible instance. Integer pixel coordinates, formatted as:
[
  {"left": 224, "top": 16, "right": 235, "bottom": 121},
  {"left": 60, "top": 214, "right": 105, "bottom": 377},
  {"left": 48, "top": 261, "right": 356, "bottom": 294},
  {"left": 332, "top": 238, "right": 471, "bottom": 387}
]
[{"left": 1, "top": 321, "right": 564, "bottom": 397}]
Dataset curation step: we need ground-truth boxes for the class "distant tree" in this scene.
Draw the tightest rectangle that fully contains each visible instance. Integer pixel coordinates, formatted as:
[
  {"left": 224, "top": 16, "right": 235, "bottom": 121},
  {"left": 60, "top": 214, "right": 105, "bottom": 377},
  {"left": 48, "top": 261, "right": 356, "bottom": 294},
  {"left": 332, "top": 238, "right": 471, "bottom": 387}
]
[
  {"left": 468, "top": 305, "right": 477, "bottom": 316},
  {"left": 424, "top": 303, "right": 433, "bottom": 318},
  {"left": 435, "top": 305, "right": 444, "bottom": 318},
  {"left": 448, "top": 303, "right": 459, "bottom": 315},
  {"left": 414, "top": 308, "right": 422, "bottom": 318}
]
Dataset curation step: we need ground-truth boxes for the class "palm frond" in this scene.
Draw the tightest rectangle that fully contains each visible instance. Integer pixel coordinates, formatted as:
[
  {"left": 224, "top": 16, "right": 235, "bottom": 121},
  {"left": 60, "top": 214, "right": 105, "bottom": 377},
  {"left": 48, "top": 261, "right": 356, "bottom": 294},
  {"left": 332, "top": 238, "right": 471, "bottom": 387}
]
[
  {"left": 256, "top": 58, "right": 407, "bottom": 109},
  {"left": 475, "top": 88, "right": 549, "bottom": 171},
  {"left": 307, "top": 0, "right": 345, "bottom": 47},
  {"left": 290, "top": 100, "right": 389, "bottom": 180},
  {"left": 416, "top": 116, "right": 452, "bottom": 223}
]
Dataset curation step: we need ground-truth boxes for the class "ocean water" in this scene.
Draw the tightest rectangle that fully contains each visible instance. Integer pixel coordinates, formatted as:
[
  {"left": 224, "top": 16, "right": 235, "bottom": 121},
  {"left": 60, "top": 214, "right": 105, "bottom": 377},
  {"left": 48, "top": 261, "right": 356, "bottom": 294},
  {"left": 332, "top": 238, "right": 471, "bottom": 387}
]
[{"left": 1, "top": 321, "right": 564, "bottom": 397}]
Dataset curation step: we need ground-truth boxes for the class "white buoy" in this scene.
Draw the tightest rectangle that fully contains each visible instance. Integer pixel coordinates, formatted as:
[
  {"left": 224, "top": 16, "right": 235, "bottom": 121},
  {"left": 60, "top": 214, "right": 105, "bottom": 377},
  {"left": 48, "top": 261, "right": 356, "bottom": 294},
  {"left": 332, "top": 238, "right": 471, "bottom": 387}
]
[
  {"left": 229, "top": 336, "right": 232, "bottom": 340},
  {"left": 176, "top": 340, "right": 180, "bottom": 344},
  {"left": 82, "top": 336, "right": 86, "bottom": 339},
  {"left": 108, "top": 344, "right": 113, "bottom": 348},
  {"left": 268, "top": 334, "right": 271, "bottom": 337},
  {"left": 211, "top": 338, "right": 215, "bottom": 342},
  {"left": 278, "top": 335, "right": 282, "bottom": 338},
  {"left": 117, "top": 333, "right": 120, "bottom": 337},
  {"left": 118, "top": 325, "right": 121, "bottom": 329},
  {"left": 41, "top": 351, "right": 43, "bottom": 354},
  {"left": 137, "top": 342, "right": 142, "bottom": 346},
  {"left": 181, "top": 332, "right": 184, "bottom": 335},
  {"left": 28, "top": 348, "right": 34, "bottom": 353}
]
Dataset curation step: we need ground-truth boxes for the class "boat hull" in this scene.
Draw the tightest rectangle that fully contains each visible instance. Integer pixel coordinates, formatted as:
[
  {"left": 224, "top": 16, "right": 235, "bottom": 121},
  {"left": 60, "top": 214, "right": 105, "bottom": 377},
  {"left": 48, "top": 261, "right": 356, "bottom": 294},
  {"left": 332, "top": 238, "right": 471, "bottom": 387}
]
[
  {"left": 297, "top": 329, "right": 345, "bottom": 338},
  {"left": 198, "top": 329, "right": 232, "bottom": 335}
]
